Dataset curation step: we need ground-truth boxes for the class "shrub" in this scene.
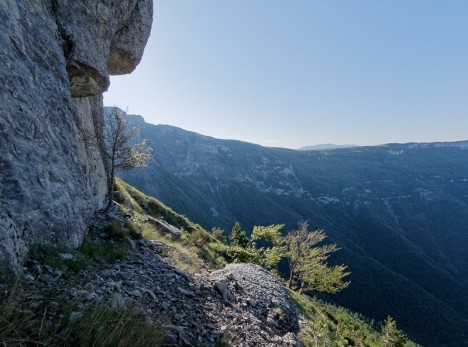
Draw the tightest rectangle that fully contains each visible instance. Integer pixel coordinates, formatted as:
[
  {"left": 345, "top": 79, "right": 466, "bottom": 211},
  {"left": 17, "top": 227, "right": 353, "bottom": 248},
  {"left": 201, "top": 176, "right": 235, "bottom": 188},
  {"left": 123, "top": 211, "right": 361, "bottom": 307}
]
[
  {"left": 189, "top": 228, "right": 212, "bottom": 247},
  {"left": 79, "top": 240, "right": 126, "bottom": 264},
  {"left": 27, "top": 245, "right": 90, "bottom": 273},
  {"left": 127, "top": 222, "right": 143, "bottom": 239},
  {"left": 211, "top": 227, "right": 227, "bottom": 243},
  {"left": 102, "top": 222, "right": 128, "bottom": 241}
]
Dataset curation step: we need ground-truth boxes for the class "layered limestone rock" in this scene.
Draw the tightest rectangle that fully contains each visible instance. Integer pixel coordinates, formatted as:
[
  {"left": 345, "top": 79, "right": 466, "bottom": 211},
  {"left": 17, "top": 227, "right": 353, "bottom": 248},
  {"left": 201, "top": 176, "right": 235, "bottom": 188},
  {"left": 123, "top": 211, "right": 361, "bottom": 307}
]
[{"left": 0, "top": 0, "right": 152, "bottom": 269}]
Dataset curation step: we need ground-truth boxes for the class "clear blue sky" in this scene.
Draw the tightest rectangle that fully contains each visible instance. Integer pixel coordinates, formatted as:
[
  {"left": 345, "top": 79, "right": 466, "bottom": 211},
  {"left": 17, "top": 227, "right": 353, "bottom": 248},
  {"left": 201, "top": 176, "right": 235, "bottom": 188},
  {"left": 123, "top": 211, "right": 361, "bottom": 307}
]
[{"left": 104, "top": 1, "right": 468, "bottom": 149}]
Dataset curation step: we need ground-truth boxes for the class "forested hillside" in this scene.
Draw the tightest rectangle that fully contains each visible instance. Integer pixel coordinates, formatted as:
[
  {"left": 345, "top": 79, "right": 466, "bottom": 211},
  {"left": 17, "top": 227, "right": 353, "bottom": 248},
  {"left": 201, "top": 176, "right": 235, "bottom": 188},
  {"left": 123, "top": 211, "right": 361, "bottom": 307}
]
[{"left": 118, "top": 110, "right": 468, "bottom": 346}]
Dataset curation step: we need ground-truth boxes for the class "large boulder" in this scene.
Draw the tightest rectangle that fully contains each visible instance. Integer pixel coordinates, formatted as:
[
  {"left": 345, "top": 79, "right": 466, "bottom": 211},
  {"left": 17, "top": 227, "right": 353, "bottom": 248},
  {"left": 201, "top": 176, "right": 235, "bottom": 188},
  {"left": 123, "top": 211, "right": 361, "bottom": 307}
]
[{"left": 0, "top": 0, "right": 152, "bottom": 269}]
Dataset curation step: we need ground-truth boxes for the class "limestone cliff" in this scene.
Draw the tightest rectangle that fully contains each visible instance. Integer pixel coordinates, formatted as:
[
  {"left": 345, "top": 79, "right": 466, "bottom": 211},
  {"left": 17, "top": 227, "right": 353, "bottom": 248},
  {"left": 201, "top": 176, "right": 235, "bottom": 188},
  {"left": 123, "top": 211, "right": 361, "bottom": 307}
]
[{"left": 0, "top": 0, "right": 152, "bottom": 269}]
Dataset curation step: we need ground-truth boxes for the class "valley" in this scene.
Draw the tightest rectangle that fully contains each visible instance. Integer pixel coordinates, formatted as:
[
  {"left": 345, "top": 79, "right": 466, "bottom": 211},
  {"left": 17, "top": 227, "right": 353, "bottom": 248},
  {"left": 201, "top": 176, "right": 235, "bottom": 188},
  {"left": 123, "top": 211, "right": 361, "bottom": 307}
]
[{"left": 118, "top": 110, "right": 468, "bottom": 346}]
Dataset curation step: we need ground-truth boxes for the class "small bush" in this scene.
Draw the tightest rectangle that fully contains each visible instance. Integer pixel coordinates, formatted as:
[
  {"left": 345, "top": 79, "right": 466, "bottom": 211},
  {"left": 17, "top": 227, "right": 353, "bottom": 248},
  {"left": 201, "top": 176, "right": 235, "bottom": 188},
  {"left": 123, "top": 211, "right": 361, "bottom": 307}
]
[
  {"left": 102, "top": 222, "right": 128, "bottom": 241},
  {"left": 211, "top": 227, "right": 227, "bottom": 243},
  {"left": 27, "top": 245, "right": 90, "bottom": 274},
  {"left": 28, "top": 244, "right": 67, "bottom": 269},
  {"left": 127, "top": 222, "right": 143, "bottom": 240},
  {"left": 189, "top": 228, "right": 212, "bottom": 247},
  {"left": 79, "top": 240, "right": 126, "bottom": 264}
]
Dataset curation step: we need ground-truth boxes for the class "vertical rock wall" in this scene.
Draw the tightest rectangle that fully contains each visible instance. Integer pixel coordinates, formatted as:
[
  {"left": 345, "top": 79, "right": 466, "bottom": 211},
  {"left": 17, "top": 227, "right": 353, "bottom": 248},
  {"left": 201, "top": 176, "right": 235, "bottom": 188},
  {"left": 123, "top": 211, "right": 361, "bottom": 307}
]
[{"left": 0, "top": 0, "right": 153, "bottom": 269}]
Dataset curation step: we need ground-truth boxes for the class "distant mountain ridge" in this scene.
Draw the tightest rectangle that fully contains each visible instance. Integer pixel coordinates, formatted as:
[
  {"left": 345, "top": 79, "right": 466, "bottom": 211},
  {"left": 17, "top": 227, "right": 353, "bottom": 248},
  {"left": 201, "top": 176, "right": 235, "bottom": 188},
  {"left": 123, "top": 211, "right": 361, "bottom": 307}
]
[
  {"left": 298, "top": 144, "right": 359, "bottom": 150},
  {"left": 115, "top": 109, "right": 468, "bottom": 347}
]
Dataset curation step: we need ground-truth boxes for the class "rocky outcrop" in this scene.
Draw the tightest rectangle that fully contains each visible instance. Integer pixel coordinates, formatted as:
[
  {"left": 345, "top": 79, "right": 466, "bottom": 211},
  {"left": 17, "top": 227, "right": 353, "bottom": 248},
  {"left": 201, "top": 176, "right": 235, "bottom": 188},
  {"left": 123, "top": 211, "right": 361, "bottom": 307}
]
[
  {"left": 147, "top": 216, "right": 183, "bottom": 239},
  {"left": 0, "top": 0, "right": 152, "bottom": 269},
  {"left": 57, "top": 0, "right": 153, "bottom": 96}
]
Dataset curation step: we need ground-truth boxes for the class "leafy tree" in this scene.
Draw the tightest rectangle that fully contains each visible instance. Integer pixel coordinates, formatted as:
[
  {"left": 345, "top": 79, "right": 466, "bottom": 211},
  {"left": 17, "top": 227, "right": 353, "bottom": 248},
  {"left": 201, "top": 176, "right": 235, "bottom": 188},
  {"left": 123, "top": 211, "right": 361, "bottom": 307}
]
[
  {"left": 380, "top": 316, "right": 407, "bottom": 347},
  {"left": 229, "top": 222, "right": 249, "bottom": 248},
  {"left": 250, "top": 224, "right": 286, "bottom": 271},
  {"left": 102, "top": 109, "right": 153, "bottom": 210},
  {"left": 211, "top": 227, "right": 226, "bottom": 244},
  {"left": 284, "top": 222, "right": 350, "bottom": 294}
]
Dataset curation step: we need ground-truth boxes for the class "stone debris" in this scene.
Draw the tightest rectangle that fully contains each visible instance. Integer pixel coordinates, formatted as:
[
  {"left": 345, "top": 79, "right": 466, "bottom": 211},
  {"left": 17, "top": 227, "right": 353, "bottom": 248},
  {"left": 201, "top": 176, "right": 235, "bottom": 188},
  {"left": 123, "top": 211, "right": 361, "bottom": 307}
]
[{"left": 14, "top": 212, "right": 302, "bottom": 347}]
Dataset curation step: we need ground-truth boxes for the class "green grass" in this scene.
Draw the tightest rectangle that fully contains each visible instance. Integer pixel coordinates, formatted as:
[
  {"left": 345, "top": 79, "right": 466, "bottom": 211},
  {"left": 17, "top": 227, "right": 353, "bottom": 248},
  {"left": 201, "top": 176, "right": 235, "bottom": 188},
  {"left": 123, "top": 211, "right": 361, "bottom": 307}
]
[
  {"left": 27, "top": 244, "right": 91, "bottom": 274},
  {"left": 68, "top": 304, "right": 165, "bottom": 347},
  {"left": 115, "top": 178, "right": 204, "bottom": 233},
  {"left": 0, "top": 286, "right": 165, "bottom": 347},
  {"left": 26, "top": 225, "right": 133, "bottom": 276},
  {"left": 78, "top": 239, "right": 126, "bottom": 264},
  {"left": 289, "top": 288, "right": 381, "bottom": 346},
  {"left": 114, "top": 178, "right": 228, "bottom": 272}
]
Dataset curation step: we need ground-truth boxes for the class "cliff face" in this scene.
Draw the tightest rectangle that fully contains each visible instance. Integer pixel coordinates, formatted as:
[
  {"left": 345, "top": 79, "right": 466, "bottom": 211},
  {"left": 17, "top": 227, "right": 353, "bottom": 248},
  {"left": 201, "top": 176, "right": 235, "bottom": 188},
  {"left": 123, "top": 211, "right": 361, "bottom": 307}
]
[{"left": 0, "top": 0, "right": 152, "bottom": 269}]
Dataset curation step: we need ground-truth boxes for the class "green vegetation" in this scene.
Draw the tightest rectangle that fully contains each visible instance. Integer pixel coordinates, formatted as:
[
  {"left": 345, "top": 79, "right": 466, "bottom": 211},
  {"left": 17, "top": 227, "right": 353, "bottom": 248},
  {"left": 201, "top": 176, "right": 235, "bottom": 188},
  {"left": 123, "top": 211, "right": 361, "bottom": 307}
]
[
  {"left": 250, "top": 224, "right": 286, "bottom": 272},
  {"left": 289, "top": 290, "right": 418, "bottom": 347},
  {"left": 114, "top": 177, "right": 226, "bottom": 272},
  {"left": 115, "top": 178, "right": 204, "bottom": 233},
  {"left": 69, "top": 304, "right": 164, "bottom": 347},
  {"left": 79, "top": 239, "right": 127, "bottom": 264},
  {"left": 229, "top": 222, "right": 249, "bottom": 247},
  {"left": 211, "top": 227, "right": 227, "bottom": 243},
  {"left": 117, "top": 177, "right": 350, "bottom": 297},
  {"left": 0, "top": 286, "right": 164, "bottom": 347},
  {"left": 28, "top": 244, "right": 89, "bottom": 273},
  {"left": 212, "top": 221, "right": 349, "bottom": 295},
  {"left": 380, "top": 316, "right": 408, "bottom": 347},
  {"left": 284, "top": 223, "right": 350, "bottom": 294},
  {"left": 26, "top": 223, "right": 135, "bottom": 276}
]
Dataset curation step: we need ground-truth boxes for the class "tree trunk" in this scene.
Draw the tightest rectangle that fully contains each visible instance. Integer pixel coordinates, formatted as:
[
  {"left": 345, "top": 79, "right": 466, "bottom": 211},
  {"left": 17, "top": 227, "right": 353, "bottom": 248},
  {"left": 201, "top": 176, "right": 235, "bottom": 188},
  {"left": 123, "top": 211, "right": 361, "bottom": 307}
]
[
  {"left": 288, "top": 270, "right": 294, "bottom": 288},
  {"left": 299, "top": 281, "right": 305, "bottom": 294},
  {"left": 106, "top": 158, "right": 115, "bottom": 211}
]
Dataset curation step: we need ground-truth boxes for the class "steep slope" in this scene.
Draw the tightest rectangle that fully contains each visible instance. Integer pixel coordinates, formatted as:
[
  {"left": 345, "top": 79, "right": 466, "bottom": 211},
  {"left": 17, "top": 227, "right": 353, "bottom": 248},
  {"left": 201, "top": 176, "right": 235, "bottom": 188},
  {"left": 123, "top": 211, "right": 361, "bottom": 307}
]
[
  {"left": 1, "top": 179, "right": 407, "bottom": 346},
  {"left": 118, "top": 111, "right": 468, "bottom": 346},
  {"left": 0, "top": 1, "right": 152, "bottom": 269}
]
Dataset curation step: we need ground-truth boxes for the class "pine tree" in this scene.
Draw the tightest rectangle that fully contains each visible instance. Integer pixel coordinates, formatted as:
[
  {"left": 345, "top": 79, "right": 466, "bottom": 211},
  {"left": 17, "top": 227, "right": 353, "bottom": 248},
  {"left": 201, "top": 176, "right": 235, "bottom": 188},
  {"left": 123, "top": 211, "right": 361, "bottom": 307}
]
[
  {"left": 229, "top": 222, "right": 249, "bottom": 248},
  {"left": 380, "top": 316, "right": 407, "bottom": 347},
  {"left": 211, "top": 227, "right": 226, "bottom": 243}
]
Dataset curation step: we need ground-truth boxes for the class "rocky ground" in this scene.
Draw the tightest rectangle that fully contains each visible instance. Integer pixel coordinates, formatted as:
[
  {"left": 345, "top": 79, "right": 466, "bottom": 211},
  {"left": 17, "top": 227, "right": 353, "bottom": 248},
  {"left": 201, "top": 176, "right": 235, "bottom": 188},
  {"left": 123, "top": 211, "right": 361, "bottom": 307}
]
[{"left": 6, "top": 210, "right": 302, "bottom": 346}]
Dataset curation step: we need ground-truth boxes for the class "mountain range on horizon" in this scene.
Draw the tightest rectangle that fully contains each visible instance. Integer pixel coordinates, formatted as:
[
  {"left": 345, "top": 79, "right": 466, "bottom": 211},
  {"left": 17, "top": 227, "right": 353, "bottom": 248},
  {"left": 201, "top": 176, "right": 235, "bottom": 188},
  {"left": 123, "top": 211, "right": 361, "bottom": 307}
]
[
  {"left": 298, "top": 144, "right": 360, "bottom": 150},
  {"left": 105, "top": 108, "right": 468, "bottom": 151},
  {"left": 113, "top": 107, "right": 468, "bottom": 347}
]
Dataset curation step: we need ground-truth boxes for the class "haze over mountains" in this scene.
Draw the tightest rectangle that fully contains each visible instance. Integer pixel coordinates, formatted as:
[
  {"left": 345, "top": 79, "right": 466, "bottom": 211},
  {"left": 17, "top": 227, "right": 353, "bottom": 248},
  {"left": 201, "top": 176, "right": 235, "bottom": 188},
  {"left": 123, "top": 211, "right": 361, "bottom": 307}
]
[{"left": 114, "top": 108, "right": 468, "bottom": 347}]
